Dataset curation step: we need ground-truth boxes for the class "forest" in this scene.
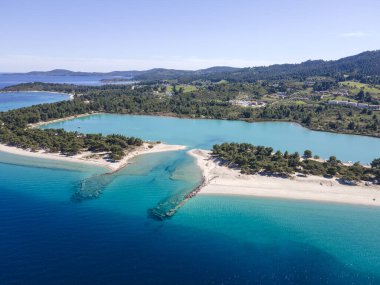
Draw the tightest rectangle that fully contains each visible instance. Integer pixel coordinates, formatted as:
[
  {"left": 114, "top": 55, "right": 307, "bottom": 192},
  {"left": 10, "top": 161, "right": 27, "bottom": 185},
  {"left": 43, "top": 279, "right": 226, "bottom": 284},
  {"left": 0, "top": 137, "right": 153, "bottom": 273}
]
[
  {"left": 3, "top": 82, "right": 378, "bottom": 137},
  {"left": 0, "top": 88, "right": 145, "bottom": 160},
  {"left": 0, "top": 79, "right": 379, "bottom": 161},
  {"left": 211, "top": 143, "right": 380, "bottom": 184}
]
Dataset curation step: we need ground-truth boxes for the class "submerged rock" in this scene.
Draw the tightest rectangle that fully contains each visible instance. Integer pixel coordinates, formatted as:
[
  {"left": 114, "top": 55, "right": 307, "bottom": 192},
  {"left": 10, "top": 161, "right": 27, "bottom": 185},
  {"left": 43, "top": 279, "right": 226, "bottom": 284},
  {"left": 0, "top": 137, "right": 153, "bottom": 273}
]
[{"left": 71, "top": 173, "right": 116, "bottom": 202}]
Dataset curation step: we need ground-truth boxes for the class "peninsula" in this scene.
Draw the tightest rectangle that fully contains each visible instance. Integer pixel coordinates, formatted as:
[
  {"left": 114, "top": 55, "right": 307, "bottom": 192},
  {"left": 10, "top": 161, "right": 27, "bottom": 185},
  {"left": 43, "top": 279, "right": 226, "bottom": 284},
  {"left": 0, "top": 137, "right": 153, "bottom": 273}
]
[
  {"left": 0, "top": 142, "right": 186, "bottom": 172},
  {"left": 189, "top": 149, "right": 380, "bottom": 206}
]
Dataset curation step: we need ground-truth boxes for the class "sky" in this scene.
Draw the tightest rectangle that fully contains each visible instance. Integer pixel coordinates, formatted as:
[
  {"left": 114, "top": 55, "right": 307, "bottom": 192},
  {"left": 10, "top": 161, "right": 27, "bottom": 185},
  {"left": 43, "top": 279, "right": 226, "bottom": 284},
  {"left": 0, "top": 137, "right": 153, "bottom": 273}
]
[{"left": 1, "top": 0, "right": 379, "bottom": 72}]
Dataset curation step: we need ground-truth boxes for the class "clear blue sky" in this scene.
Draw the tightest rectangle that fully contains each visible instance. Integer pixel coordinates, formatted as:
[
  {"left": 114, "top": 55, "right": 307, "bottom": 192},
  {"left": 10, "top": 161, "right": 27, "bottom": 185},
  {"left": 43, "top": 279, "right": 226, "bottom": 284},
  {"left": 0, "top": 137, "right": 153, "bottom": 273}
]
[{"left": 1, "top": 0, "right": 379, "bottom": 72}]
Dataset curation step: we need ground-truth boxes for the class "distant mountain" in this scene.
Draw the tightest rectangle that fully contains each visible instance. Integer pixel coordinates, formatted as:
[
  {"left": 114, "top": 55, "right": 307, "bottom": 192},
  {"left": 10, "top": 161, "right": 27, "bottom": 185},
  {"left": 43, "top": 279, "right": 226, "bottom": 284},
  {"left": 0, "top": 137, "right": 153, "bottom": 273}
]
[
  {"left": 131, "top": 67, "right": 243, "bottom": 81},
  {"left": 195, "top": 66, "right": 242, "bottom": 74},
  {"left": 6, "top": 69, "right": 141, "bottom": 78},
  {"left": 7, "top": 66, "right": 242, "bottom": 78},
  {"left": 22, "top": 69, "right": 105, "bottom": 76},
  {"left": 246, "top": 50, "right": 380, "bottom": 80},
  {"left": 4, "top": 50, "right": 380, "bottom": 83},
  {"left": 169, "top": 50, "right": 380, "bottom": 83}
]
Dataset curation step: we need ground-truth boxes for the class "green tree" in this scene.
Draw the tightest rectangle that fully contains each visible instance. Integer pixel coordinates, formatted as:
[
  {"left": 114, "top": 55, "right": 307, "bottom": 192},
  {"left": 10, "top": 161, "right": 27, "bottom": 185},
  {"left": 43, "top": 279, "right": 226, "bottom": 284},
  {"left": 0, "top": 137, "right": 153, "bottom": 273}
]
[
  {"left": 327, "top": 167, "right": 337, "bottom": 176},
  {"left": 371, "top": 158, "right": 380, "bottom": 169},
  {"left": 303, "top": 150, "right": 312, "bottom": 158},
  {"left": 348, "top": 121, "right": 355, "bottom": 130}
]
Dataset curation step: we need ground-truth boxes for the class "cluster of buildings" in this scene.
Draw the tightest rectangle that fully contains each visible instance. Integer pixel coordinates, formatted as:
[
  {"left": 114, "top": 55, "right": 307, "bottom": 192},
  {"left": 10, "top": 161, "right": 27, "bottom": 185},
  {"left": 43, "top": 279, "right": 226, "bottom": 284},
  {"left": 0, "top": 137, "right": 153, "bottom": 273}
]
[
  {"left": 314, "top": 90, "right": 349, "bottom": 98},
  {"left": 229, "top": 100, "right": 266, "bottom": 108},
  {"left": 272, "top": 92, "right": 288, "bottom": 99},
  {"left": 304, "top": 81, "right": 316, "bottom": 87},
  {"left": 328, "top": 100, "right": 380, "bottom": 110},
  {"left": 331, "top": 90, "right": 349, "bottom": 96}
]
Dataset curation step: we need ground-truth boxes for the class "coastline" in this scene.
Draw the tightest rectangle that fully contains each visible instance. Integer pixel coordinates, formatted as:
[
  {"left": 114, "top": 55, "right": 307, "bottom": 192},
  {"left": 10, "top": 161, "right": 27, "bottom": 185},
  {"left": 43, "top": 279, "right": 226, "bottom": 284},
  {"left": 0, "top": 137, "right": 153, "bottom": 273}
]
[
  {"left": 188, "top": 149, "right": 380, "bottom": 207},
  {"left": 105, "top": 112, "right": 380, "bottom": 139},
  {"left": 21, "top": 108, "right": 380, "bottom": 139},
  {"left": 0, "top": 90, "right": 75, "bottom": 100},
  {"left": 0, "top": 143, "right": 186, "bottom": 173},
  {"left": 91, "top": 112, "right": 380, "bottom": 139},
  {"left": 29, "top": 112, "right": 100, "bottom": 128}
]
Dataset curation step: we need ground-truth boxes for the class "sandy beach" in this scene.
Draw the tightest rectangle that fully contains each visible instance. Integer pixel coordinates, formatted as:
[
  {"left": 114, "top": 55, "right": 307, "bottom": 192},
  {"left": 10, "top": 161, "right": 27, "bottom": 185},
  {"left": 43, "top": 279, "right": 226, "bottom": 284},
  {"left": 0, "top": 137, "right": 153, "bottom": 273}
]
[
  {"left": 188, "top": 149, "right": 380, "bottom": 207},
  {"left": 29, "top": 112, "right": 99, "bottom": 128},
  {"left": 0, "top": 90, "right": 75, "bottom": 99},
  {"left": 0, "top": 143, "right": 186, "bottom": 172}
]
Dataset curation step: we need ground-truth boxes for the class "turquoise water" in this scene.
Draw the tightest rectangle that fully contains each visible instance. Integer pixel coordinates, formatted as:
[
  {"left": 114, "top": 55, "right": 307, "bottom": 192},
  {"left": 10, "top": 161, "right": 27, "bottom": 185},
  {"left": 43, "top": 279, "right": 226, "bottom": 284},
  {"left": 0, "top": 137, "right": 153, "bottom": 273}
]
[
  {"left": 43, "top": 113, "right": 380, "bottom": 164},
  {"left": 1, "top": 113, "right": 380, "bottom": 284},
  {"left": 0, "top": 91, "right": 70, "bottom": 111}
]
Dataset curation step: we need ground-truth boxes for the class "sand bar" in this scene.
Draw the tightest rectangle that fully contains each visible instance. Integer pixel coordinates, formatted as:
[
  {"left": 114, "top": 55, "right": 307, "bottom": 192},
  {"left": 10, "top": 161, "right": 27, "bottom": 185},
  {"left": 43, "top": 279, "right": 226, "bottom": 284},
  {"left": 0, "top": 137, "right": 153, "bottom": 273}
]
[
  {"left": 188, "top": 149, "right": 380, "bottom": 207},
  {"left": 0, "top": 143, "right": 186, "bottom": 172},
  {"left": 29, "top": 112, "right": 99, "bottom": 128}
]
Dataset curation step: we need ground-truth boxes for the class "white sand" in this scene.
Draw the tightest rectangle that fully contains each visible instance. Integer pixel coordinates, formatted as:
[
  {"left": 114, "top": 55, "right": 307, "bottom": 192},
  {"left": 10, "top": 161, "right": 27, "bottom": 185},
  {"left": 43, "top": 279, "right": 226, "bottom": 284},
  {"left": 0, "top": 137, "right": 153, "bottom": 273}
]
[
  {"left": 0, "top": 143, "right": 186, "bottom": 172},
  {"left": 3, "top": 112, "right": 186, "bottom": 172},
  {"left": 0, "top": 90, "right": 74, "bottom": 100},
  {"left": 188, "top": 149, "right": 380, "bottom": 207},
  {"left": 29, "top": 112, "right": 98, "bottom": 128}
]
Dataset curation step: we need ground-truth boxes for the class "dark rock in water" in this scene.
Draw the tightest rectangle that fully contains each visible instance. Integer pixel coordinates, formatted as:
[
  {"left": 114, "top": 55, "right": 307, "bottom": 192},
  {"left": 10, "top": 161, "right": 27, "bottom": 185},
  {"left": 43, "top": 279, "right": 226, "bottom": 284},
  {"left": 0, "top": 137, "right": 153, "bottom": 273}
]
[
  {"left": 71, "top": 173, "right": 116, "bottom": 202},
  {"left": 148, "top": 177, "right": 206, "bottom": 221},
  {"left": 147, "top": 208, "right": 166, "bottom": 221}
]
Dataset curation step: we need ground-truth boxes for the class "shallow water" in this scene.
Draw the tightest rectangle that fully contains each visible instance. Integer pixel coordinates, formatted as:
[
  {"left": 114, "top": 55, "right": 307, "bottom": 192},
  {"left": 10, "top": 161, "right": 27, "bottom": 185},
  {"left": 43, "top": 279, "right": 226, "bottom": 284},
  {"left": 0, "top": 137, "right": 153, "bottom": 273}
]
[
  {"left": 0, "top": 151, "right": 380, "bottom": 284},
  {"left": 1, "top": 112, "right": 380, "bottom": 284}
]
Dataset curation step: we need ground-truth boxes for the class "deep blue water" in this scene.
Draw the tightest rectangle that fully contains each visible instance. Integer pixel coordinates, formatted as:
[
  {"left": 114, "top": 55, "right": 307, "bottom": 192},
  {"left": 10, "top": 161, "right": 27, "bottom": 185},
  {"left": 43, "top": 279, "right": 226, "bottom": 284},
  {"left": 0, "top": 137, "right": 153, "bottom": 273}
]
[
  {"left": 0, "top": 91, "right": 70, "bottom": 111},
  {"left": 0, "top": 74, "right": 105, "bottom": 88},
  {"left": 0, "top": 74, "right": 134, "bottom": 89},
  {"left": 0, "top": 73, "right": 134, "bottom": 111}
]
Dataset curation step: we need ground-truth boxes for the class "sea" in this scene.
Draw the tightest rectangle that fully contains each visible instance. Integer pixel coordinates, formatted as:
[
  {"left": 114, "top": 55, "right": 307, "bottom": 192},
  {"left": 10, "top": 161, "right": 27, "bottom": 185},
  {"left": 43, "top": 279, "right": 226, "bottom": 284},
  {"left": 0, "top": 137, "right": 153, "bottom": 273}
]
[{"left": 0, "top": 75, "right": 380, "bottom": 284}]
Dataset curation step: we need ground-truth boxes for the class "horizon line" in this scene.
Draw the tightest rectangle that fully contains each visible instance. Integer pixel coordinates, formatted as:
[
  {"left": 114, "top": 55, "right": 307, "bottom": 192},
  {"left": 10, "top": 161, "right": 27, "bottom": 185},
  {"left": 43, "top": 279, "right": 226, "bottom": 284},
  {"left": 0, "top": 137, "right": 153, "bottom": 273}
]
[{"left": 0, "top": 49, "right": 378, "bottom": 74}]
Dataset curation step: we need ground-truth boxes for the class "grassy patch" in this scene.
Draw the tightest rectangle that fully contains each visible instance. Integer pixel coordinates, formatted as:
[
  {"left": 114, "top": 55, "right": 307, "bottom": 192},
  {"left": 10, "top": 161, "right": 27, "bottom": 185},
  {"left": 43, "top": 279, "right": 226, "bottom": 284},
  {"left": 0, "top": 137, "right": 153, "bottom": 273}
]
[
  {"left": 167, "top": 85, "right": 197, "bottom": 93},
  {"left": 334, "top": 96, "right": 357, "bottom": 102},
  {"left": 340, "top": 81, "right": 380, "bottom": 98}
]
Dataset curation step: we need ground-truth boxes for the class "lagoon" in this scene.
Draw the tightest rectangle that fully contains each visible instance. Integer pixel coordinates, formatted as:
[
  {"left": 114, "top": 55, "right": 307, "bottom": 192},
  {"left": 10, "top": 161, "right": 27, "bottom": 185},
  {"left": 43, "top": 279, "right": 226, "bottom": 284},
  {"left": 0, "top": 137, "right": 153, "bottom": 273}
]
[{"left": 43, "top": 113, "right": 380, "bottom": 164}]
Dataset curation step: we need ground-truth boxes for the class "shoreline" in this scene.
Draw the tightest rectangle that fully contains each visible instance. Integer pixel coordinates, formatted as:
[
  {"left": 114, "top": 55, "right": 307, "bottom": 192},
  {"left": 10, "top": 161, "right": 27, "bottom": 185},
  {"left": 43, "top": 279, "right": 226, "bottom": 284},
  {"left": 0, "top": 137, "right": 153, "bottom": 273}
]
[
  {"left": 100, "top": 112, "right": 380, "bottom": 139},
  {"left": 0, "top": 143, "right": 187, "bottom": 173},
  {"left": 0, "top": 86, "right": 379, "bottom": 138},
  {"left": 188, "top": 149, "right": 380, "bottom": 207},
  {"left": 26, "top": 110, "right": 380, "bottom": 140},
  {"left": 108, "top": 112, "right": 380, "bottom": 139},
  {"left": 0, "top": 90, "right": 74, "bottom": 100},
  {"left": 29, "top": 112, "right": 101, "bottom": 128}
]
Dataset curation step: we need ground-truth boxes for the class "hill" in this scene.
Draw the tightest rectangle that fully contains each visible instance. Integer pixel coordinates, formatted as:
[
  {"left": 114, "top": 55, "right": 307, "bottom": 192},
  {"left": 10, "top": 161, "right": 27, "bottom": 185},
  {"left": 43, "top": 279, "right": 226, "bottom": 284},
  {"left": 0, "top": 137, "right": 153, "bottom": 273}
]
[{"left": 4, "top": 50, "right": 380, "bottom": 83}]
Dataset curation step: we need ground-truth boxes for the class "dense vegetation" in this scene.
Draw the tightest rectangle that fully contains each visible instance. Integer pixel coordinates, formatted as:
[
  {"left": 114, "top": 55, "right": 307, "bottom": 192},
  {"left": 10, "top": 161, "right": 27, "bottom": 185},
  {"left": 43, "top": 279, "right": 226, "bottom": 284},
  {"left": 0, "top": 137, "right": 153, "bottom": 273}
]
[
  {"left": 0, "top": 125, "right": 143, "bottom": 160},
  {"left": 174, "top": 50, "right": 380, "bottom": 84},
  {"left": 212, "top": 143, "right": 380, "bottom": 184},
  {"left": 9, "top": 50, "right": 380, "bottom": 84},
  {"left": 1, "top": 82, "right": 379, "bottom": 138},
  {"left": 1, "top": 55, "right": 379, "bottom": 160},
  {"left": 0, "top": 88, "right": 145, "bottom": 160}
]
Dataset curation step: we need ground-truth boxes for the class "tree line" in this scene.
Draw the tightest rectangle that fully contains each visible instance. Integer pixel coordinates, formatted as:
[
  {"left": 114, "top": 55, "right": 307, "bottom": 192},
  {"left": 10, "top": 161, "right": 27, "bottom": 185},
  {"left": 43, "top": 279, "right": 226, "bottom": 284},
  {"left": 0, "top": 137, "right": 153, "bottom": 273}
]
[
  {"left": 0, "top": 82, "right": 378, "bottom": 162},
  {"left": 211, "top": 143, "right": 380, "bottom": 184},
  {"left": 1, "top": 83, "right": 379, "bottom": 137}
]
